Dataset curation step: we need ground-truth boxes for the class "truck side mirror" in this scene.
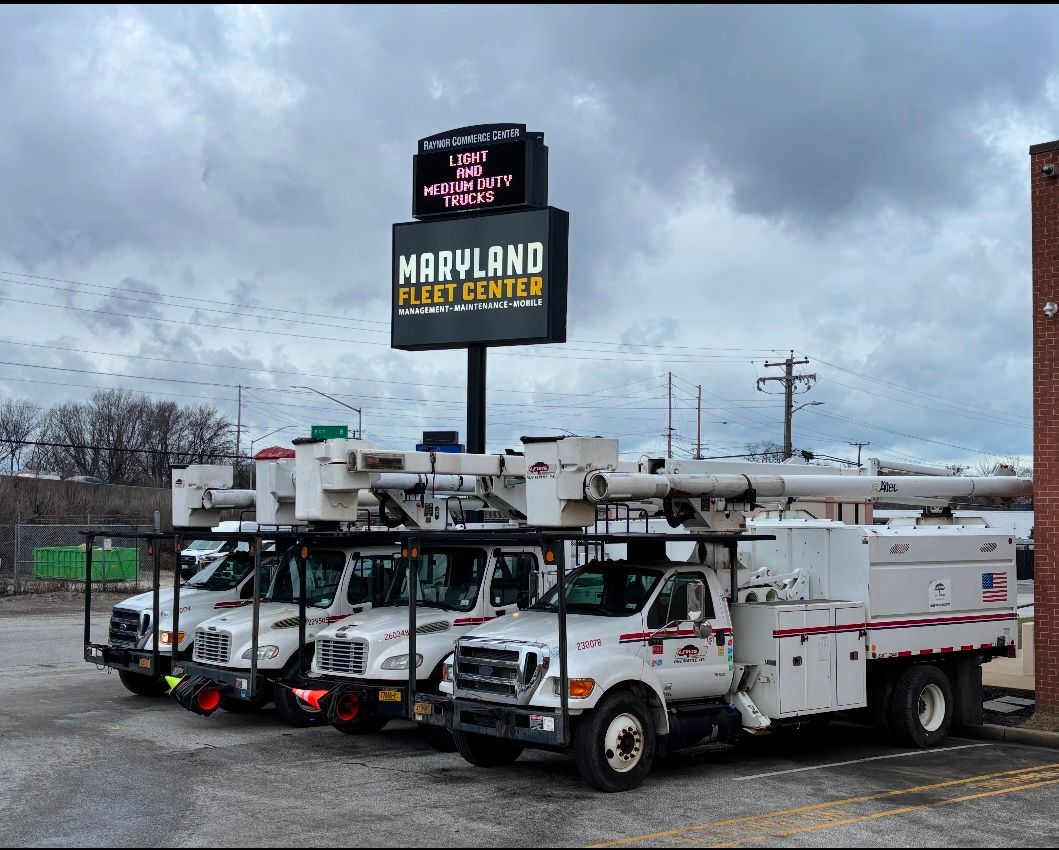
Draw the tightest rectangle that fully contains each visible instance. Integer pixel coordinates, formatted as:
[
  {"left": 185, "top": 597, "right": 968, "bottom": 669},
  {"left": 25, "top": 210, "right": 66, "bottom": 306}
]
[
  {"left": 516, "top": 556, "right": 534, "bottom": 609},
  {"left": 687, "top": 582, "right": 713, "bottom": 640}
]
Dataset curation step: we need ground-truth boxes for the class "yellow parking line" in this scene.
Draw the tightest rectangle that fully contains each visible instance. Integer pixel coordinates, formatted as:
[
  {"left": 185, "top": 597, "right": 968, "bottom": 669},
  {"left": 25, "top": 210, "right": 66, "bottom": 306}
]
[{"left": 589, "top": 762, "right": 1059, "bottom": 848}]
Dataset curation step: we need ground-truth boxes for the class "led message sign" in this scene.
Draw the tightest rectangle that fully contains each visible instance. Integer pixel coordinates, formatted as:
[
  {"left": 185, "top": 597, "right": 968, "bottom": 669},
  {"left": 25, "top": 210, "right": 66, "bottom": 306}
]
[{"left": 413, "top": 123, "right": 547, "bottom": 219}]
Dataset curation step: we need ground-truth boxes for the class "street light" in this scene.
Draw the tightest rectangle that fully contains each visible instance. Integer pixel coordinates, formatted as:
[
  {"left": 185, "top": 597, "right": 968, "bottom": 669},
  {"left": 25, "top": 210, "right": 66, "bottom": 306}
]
[
  {"left": 291, "top": 386, "right": 362, "bottom": 439},
  {"left": 792, "top": 400, "right": 824, "bottom": 415},
  {"left": 249, "top": 425, "right": 298, "bottom": 487}
]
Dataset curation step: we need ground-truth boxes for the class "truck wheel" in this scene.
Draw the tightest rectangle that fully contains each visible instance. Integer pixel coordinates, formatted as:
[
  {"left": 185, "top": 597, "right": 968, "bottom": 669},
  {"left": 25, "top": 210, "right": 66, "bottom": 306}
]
[
  {"left": 453, "top": 730, "right": 524, "bottom": 767},
  {"left": 573, "top": 691, "right": 656, "bottom": 792},
  {"left": 274, "top": 685, "right": 328, "bottom": 728},
  {"left": 421, "top": 725, "right": 457, "bottom": 752},
  {"left": 334, "top": 717, "right": 390, "bottom": 735},
  {"left": 889, "top": 665, "right": 953, "bottom": 748},
  {"left": 117, "top": 670, "right": 168, "bottom": 696}
]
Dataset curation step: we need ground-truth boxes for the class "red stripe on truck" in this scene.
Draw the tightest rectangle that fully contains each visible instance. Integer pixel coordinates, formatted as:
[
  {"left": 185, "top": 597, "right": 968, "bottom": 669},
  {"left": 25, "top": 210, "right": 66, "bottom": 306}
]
[
  {"left": 869, "top": 612, "right": 1015, "bottom": 630},
  {"left": 453, "top": 617, "right": 495, "bottom": 626},
  {"left": 773, "top": 624, "right": 865, "bottom": 638}
]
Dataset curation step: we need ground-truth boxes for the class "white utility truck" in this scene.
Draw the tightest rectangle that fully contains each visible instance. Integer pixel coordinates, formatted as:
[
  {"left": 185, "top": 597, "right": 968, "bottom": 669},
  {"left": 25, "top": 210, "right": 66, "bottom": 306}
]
[
  {"left": 421, "top": 438, "right": 1029, "bottom": 791},
  {"left": 102, "top": 546, "right": 278, "bottom": 695},
  {"left": 84, "top": 462, "right": 284, "bottom": 695},
  {"left": 310, "top": 536, "right": 561, "bottom": 740},
  {"left": 172, "top": 538, "right": 401, "bottom": 725}
]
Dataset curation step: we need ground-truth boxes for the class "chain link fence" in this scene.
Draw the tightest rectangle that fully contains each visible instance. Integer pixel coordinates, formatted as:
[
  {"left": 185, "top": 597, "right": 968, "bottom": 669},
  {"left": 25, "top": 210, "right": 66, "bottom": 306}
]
[{"left": 0, "top": 516, "right": 161, "bottom": 594}]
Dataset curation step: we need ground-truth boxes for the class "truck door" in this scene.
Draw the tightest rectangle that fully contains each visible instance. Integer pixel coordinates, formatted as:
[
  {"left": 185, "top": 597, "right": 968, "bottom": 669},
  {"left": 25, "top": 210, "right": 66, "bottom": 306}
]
[
  {"left": 486, "top": 551, "right": 541, "bottom": 617},
  {"left": 645, "top": 571, "right": 730, "bottom": 701}
]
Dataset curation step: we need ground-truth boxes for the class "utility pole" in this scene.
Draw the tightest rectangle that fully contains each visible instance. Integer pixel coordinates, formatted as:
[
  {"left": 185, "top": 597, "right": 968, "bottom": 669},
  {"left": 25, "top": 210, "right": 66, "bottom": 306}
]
[
  {"left": 236, "top": 384, "right": 242, "bottom": 485},
  {"left": 757, "top": 352, "right": 816, "bottom": 460},
  {"left": 667, "top": 371, "right": 673, "bottom": 460},
  {"left": 696, "top": 384, "right": 703, "bottom": 459},
  {"left": 849, "top": 441, "right": 870, "bottom": 466}
]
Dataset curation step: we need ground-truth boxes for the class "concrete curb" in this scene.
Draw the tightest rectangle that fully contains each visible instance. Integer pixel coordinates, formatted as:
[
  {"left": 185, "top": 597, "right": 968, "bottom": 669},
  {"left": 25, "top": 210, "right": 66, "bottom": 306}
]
[{"left": 960, "top": 723, "right": 1059, "bottom": 749}]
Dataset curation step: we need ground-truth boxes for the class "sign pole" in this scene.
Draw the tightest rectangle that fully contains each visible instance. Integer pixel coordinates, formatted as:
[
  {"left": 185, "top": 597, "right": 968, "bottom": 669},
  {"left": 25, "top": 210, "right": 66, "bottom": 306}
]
[
  {"left": 466, "top": 345, "right": 487, "bottom": 524},
  {"left": 467, "top": 345, "right": 487, "bottom": 455}
]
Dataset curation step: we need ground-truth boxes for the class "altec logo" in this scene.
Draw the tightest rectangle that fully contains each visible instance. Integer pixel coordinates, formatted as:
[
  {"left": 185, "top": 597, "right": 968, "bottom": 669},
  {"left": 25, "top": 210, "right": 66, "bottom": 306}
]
[
  {"left": 528, "top": 462, "right": 550, "bottom": 475},
  {"left": 676, "top": 645, "right": 700, "bottom": 658}
]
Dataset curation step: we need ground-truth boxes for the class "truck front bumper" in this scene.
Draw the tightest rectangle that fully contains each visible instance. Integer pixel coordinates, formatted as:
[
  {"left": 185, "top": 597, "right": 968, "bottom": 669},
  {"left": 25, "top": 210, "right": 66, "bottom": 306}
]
[
  {"left": 85, "top": 643, "right": 171, "bottom": 678},
  {"left": 451, "top": 698, "right": 568, "bottom": 747},
  {"left": 310, "top": 677, "right": 453, "bottom": 726},
  {"left": 175, "top": 661, "right": 270, "bottom": 701}
]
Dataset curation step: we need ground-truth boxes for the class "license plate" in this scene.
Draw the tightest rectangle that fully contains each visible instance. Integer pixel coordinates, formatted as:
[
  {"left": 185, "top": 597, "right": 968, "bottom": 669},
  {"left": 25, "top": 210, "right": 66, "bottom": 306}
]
[
  {"left": 378, "top": 690, "right": 402, "bottom": 703},
  {"left": 413, "top": 701, "right": 433, "bottom": 717},
  {"left": 137, "top": 658, "right": 151, "bottom": 670}
]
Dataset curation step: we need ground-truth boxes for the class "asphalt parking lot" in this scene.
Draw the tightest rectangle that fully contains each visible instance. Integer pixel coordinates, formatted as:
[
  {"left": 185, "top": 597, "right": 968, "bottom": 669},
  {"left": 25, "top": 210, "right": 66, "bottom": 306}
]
[{"left": 2, "top": 594, "right": 1058, "bottom": 848}]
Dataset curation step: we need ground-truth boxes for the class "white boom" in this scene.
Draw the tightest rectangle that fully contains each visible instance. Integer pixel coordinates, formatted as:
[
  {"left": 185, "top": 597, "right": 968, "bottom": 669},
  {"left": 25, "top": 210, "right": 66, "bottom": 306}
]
[{"left": 585, "top": 471, "right": 1032, "bottom": 503}]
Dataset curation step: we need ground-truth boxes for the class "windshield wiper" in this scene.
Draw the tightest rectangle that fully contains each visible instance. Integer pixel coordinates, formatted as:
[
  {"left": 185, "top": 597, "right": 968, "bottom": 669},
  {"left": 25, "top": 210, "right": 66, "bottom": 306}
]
[{"left": 564, "top": 602, "right": 620, "bottom": 617}]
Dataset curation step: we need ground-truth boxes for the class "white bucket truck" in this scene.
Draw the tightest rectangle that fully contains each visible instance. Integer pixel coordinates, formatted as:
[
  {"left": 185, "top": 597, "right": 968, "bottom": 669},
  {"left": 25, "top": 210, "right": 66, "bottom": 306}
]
[
  {"left": 84, "top": 464, "right": 273, "bottom": 696},
  {"left": 420, "top": 437, "right": 1028, "bottom": 791}
]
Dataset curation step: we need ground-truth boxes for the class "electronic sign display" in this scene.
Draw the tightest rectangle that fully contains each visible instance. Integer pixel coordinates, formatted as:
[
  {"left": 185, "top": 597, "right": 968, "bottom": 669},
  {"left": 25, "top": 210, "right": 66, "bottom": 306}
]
[
  {"left": 413, "top": 123, "right": 547, "bottom": 219},
  {"left": 391, "top": 207, "right": 568, "bottom": 351}
]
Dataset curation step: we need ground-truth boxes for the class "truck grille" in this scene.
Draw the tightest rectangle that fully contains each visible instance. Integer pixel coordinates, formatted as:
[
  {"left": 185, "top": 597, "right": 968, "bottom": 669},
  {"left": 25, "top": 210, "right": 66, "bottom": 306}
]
[
  {"left": 317, "top": 639, "right": 368, "bottom": 675},
  {"left": 109, "top": 608, "right": 145, "bottom": 648},
  {"left": 194, "top": 630, "right": 231, "bottom": 665},
  {"left": 455, "top": 639, "right": 548, "bottom": 704}
]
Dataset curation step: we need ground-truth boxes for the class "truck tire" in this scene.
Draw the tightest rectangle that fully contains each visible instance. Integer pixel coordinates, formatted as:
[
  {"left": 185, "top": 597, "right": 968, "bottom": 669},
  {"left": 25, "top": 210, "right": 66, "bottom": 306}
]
[
  {"left": 274, "top": 684, "right": 328, "bottom": 728},
  {"left": 573, "top": 690, "right": 656, "bottom": 792},
  {"left": 453, "top": 729, "right": 524, "bottom": 767},
  {"left": 888, "top": 664, "right": 953, "bottom": 748},
  {"left": 421, "top": 725, "right": 457, "bottom": 752},
  {"left": 335, "top": 717, "right": 390, "bottom": 735},
  {"left": 117, "top": 670, "right": 168, "bottom": 696}
]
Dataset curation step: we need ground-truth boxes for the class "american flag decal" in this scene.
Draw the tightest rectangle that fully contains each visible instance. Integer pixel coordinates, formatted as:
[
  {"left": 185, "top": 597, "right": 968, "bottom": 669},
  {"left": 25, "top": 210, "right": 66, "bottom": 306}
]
[{"left": 981, "top": 571, "right": 1009, "bottom": 603}]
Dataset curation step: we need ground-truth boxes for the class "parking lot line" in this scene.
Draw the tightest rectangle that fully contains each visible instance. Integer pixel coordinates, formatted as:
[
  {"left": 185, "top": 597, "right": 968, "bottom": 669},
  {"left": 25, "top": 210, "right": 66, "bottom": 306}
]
[
  {"left": 732, "top": 742, "right": 992, "bottom": 781},
  {"left": 589, "top": 762, "right": 1059, "bottom": 848}
]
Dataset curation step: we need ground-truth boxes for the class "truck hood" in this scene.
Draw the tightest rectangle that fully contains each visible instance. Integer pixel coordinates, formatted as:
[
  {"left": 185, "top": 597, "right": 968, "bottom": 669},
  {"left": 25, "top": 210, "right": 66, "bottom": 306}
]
[
  {"left": 194, "top": 603, "right": 345, "bottom": 637},
  {"left": 315, "top": 605, "right": 457, "bottom": 642},
  {"left": 460, "top": 610, "right": 630, "bottom": 650},
  {"left": 116, "top": 586, "right": 231, "bottom": 617}
]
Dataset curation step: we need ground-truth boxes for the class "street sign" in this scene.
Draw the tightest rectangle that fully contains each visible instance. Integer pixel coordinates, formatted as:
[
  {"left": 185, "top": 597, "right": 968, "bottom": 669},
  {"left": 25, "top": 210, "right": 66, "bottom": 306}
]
[{"left": 311, "top": 425, "right": 349, "bottom": 440}]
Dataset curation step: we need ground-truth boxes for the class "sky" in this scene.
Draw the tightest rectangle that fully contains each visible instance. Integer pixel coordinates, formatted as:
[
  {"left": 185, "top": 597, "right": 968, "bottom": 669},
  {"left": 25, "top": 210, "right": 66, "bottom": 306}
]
[{"left": 0, "top": 5, "right": 1051, "bottom": 470}]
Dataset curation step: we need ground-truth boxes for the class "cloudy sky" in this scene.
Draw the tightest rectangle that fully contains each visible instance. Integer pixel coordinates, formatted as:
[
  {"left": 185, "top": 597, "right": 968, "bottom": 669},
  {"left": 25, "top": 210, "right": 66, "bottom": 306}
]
[{"left": 0, "top": 5, "right": 1050, "bottom": 469}]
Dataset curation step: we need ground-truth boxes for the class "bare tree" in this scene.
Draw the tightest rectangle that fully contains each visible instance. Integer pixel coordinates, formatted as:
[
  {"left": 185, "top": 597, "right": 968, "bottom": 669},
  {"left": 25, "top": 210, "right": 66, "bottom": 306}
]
[
  {"left": 744, "top": 440, "right": 787, "bottom": 463},
  {"left": 0, "top": 399, "right": 44, "bottom": 473},
  {"left": 972, "top": 456, "right": 1033, "bottom": 478},
  {"left": 31, "top": 391, "right": 233, "bottom": 485}
]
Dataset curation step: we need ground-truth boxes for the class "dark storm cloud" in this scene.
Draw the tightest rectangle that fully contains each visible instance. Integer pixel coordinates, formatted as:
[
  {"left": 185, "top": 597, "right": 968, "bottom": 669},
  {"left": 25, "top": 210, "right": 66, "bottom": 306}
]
[{"left": 0, "top": 5, "right": 1049, "bottom": 464}]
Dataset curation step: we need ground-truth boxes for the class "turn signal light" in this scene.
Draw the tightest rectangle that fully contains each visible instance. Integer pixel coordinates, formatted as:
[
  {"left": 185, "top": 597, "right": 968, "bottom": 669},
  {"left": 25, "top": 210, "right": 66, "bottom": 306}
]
[
  {"left": 568, "top": 678, "right": 595, "bottom": 699},
  {"left": 160, "top": 631, "right": 186, "bottom": 645}
]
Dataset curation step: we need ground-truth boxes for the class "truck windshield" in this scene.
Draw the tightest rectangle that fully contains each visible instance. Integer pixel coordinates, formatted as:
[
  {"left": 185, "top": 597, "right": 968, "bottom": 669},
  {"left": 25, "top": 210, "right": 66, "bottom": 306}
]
[
  {"left": 268, "top": 550, "right": 347, "bottom": 608},
  {"left": 383, "top": 548, "right": 486, "bottom": 612},
  {"left": 531, "top": 564, "right": 664, "bottom": 617},
  {"left": 184, "top": 552, "right": 256, "bottom": 591},
  {"left": 185, "top": 540, "right": 220, "bottom": 552}
]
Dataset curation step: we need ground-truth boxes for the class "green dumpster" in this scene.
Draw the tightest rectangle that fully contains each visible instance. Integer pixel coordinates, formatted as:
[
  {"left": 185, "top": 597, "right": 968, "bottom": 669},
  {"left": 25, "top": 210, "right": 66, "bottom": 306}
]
[{"left": 33, "top": 546, "right": 138, "bottom": 581}]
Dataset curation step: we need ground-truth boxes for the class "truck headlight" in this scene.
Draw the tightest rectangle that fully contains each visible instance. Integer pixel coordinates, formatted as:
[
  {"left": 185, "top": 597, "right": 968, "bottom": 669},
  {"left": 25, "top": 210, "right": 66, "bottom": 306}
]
[
  {"left": 442, "top": 661, "right": 453, "bottom": 683},
  {"left": 160, "top": 631, "right": 186, "bottom": 646},
  {"left": 241, "top": 645, "right": 280, "bottom": 660},
  {"left": 381, "top": 654, "right": 423, "bottom": 670}
]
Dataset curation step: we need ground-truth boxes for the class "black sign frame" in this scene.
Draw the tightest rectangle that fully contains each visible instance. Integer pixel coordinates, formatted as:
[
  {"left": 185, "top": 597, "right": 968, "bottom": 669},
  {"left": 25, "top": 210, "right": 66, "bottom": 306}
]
[{"left": 391, "top": 206, "right": 569, "bottom": 351}]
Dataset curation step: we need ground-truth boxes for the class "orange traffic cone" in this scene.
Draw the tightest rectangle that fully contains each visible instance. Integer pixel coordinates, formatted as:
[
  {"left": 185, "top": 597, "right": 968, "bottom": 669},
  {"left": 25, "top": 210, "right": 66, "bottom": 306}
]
[{"left": 291, "top": 687, "right": 329, "bottom": 711}]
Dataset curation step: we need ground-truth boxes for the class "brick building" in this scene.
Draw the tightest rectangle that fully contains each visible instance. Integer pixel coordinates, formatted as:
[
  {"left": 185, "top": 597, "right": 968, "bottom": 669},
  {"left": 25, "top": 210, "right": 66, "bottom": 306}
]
[{"left": 1031, "top": 139, "right": 1059, "bottom": 713}]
